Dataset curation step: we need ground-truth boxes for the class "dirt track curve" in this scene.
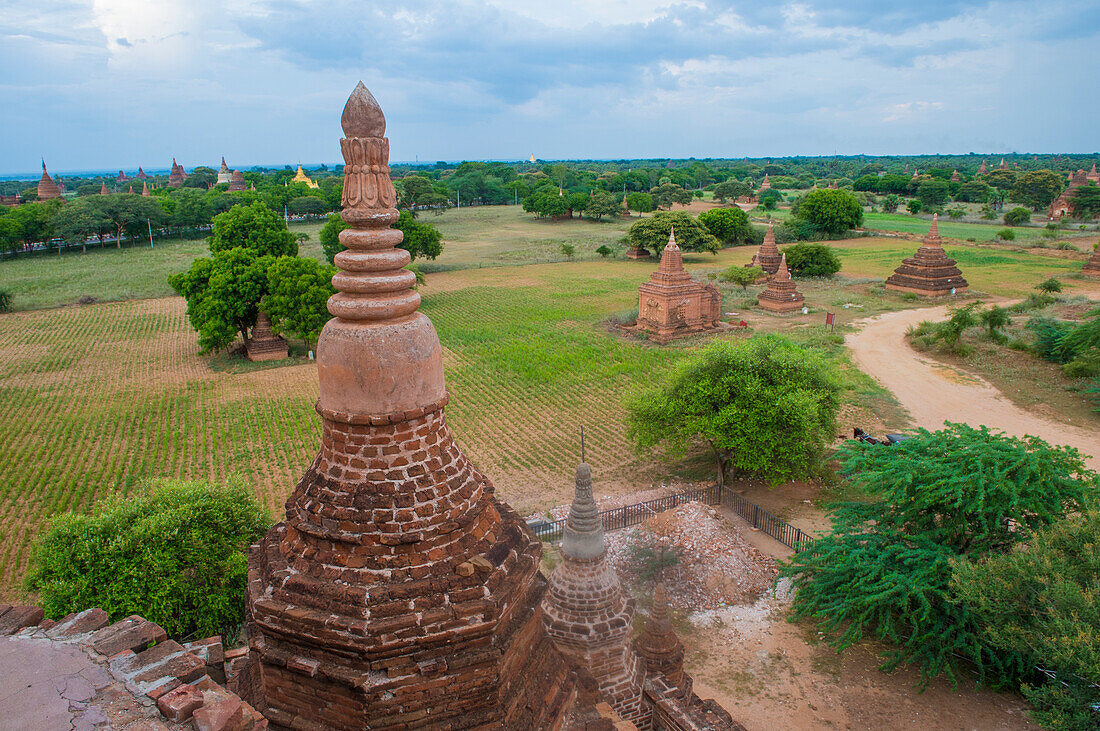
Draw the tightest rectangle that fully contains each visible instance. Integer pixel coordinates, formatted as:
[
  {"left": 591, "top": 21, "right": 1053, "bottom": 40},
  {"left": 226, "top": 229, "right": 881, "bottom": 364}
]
[{"left": 847, "top": 305, "right": 1100, "bottom": 470}]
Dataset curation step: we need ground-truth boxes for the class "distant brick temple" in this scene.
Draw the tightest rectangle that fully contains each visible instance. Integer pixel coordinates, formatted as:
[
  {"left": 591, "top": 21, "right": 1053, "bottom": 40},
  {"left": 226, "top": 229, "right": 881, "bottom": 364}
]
[
  {"left": 243, "top": 83, "right": 578, "bottom": 730},
  {"left": 756, "top": 254, "right": 805, "bottom": 313},
  {"left": 167, "top": 159, "right": 186, "bottom": 188},
  {"left": 634, "top": 228, "right": 727, "bottom": 344},
  {"left": 244, "top": 310, "right": 288, "bottom": 362},
  {"left": 37, "top": 160, "right": 62, "bottom": 200},
  {"left": 1049, "top": 169, "right": 1089, "bottom": 221},
  {"left": 227, "top": 170, "right": 248, "bottom": 192},
  {"left": 884, "top": 214, "right": 968, "bottom": 297},
  {"left": 542, "top": 449, "right": 741, "bottom": 730},
  {"left": 217, "top": 157, "right": 232, "bottom": 186},
  {"left": 747, "top": 223, "right": 782, "bottom": 277}
]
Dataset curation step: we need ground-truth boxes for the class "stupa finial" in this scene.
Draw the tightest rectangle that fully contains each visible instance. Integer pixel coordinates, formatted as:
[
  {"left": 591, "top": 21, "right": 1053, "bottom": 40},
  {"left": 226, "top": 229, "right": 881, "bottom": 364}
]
[
  {"left": 777, "top": 253, "right": 791, "bottom": 281},
  {"left": 341, "top": 81, "right": 386, "bottom": 138},
  {"left": 562, "top": 444, "right": 604, "bottom": 560},
  {"left": 666, "top": 226, "right": 679, "bottom": 251}
]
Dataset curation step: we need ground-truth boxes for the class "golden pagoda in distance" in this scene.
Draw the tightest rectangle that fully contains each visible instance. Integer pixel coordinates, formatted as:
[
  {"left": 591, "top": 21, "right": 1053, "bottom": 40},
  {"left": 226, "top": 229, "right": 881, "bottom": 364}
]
[{"left": 291, "top": 160, "right": 319, "bottom": 188}]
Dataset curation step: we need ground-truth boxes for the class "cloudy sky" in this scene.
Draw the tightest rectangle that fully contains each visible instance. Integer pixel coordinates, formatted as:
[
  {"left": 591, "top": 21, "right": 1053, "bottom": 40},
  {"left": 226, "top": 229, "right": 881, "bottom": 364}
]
[{"left": 2, "top": 0, "right": 1098, "bottom": 175}]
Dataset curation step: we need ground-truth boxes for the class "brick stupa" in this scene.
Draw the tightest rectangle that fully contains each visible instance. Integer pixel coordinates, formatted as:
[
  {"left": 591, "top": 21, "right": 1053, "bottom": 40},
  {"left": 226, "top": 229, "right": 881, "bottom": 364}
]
[
  {"left": 756, "top": 253, "right": 805, "bottom": 313},
  {"left": 245, "top": 310, "right": 288, "bottom": 362},
  {"left": 747, "top": 222, "right": 782, "bottom": 276},
  {"left": 37, "top": 161, "right": 62, "bottom": 200},
  {"left": 635, "top": 228, "right": 726, "bottom": 343},
  {"left": 228, "top": 169, "right": 248, "bottom": 192},
  {"left": 141, "top": 181, "right": 150, "bottom": 197},
  {"left": 884, "top": 214, "right": 969, "bottom": 297},
  {"left": 541, "top": 448, "right": 646, "bottom": 724},
  {"left": 635, "top": 582, "right": 686, "bottom": 690},
  {"left": 167, "top": 159, "right": 186, "bottom": 188},
  {"left": 243, "top": 82, "right": 576, "bottom": 730}
]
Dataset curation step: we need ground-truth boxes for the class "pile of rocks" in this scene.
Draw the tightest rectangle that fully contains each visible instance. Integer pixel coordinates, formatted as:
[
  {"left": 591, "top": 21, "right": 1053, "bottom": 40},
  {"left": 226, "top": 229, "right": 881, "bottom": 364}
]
[
  {"left": 0, "top": 604, "right": 262, "bottom": 730},
  {"left": 605, "top": 502, "right": 779, "bottom": 610}
]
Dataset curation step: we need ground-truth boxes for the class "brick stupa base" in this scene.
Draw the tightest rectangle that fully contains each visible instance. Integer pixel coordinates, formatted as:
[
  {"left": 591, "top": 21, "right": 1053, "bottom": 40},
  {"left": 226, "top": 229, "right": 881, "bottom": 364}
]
[
  {"left": 633, "top": 228, "right": 729, "bottom": 343},
  {"left": 884, "top": 214, "right": 968, "bottom": 297},
  {"left": 245, "top": 312, "right": 288, "bottom": 362},
  {"left": 756, "top": 254, "right": 805, "bottom": 313}
]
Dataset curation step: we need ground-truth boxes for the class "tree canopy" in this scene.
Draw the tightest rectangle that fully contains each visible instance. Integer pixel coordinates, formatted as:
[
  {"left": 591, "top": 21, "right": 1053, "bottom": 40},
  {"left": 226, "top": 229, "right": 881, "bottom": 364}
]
[
  {"left": 698, "top": 207, "right": 753, "bottom": 245},
  {"left": 626, "top": 336, "right": 841, "bottom": 485},
  {"left": 783, "top": 243, "right": 841, "bottom": 277},
  {"left": 794, "top": 189, "right": 863, "bottom": 235},
  {"left": 625, "top": 211, "right": 720, "bottom": 256},
  {"left": 262, "top": 257, "right": 336, "bottom": 349},
  {"left": 208, "top": 202, "right": 297, "bottom": 257},
  {"left": 785, "top": 423, "right": 1097, "bottom": 686},
  {"left": 1012, "top": 170, "right": 1064, "bottom": 211},
  {"left": 320, "top": 210, "right": 443, "bottom": 265}
]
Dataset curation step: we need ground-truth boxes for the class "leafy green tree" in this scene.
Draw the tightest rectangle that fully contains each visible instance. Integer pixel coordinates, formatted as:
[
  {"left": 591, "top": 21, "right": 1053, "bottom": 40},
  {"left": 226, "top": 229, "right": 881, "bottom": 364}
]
[
  {"left": 626, "top": 336, "right": 841, "bottom": 485},
  {"left": 522, "top": 191, "right": 569, "bottom": 218},
  {"left": 585, "top": 191, "right": 621, "bottom": 220},
  {"left": 169, "top": 248, "right": 274, "bottom": 352},
  {"left": 24, "top": 478, "right": 270, "bottom": 638},
  {"left": 758, "top": 189, "right": 783, "bottom": 210},
  {"left": 1012, "top": 170, "right": 1064, "bottom": 211},
  {"left": 917, "top": 179, "right": 951, "bottom": 207},
  {"left": 719, "top": 265, "right": 762, "bottom": 290},
  {"left": 182, "top": 166, "right": 217, "bottom": 189},
  {"left": 785, "top": 423, "right": 1096, "bottom": 685},
  {"left": 698, "top": 207, "right": 752, "bottom": 245},
  {"left": 565, "top": 191, "right": 589, "bottom": 218},
  {"left": 560, "top": 243, "right": 576, "bottom": 259},
  {"left": 625, "top": 211, "right": 720, "bottom": 256},
  {"left": 170, "top": 188, "right": 213, "bottom": 232},
  {"left": 996, "top": 228, "right": 1016, "bottom": 241},
  {"left": 1004, "top": 207, "right": 1031, "bottom": 226},
  {"left": 907, "top": 199, "right": 923, "bottom": 214},
  {"left": 52, "top": 197, "right": 110, "bottom": 253},
  {"left": 262, "top": 257, "right": 336, "bottom": 350},
  {"left": 397, "top": 174, "right": 434, "bottom": 208},
  {"left": 882, "top": 194, "right": 901, "bottom": 212},
  {"left": 320, "top": 211, "right": 442, "bottom": 265},
  {"left": 794, "top": 189, "right": 863, "bottom": 235},
  {"left": 712, "top": 179, "right": 751, "bottom": 202},
  {"left": 288, "top": 196, "right": 328, "bottom": 215},
  {"left": 956, "top": 181, "right": 991, "bottom": 203},
  {"left": 624, "top": 191, "right": 654, "bottom": 213},
  {"left": 953, "top": 512, "right": 1100, "bottom": 730},
  {"left": 650, "top": 182, "right": 693, "bottom": 210},
  {"left": 783, "top": 243, "right": 841, "bottom": 277},
  {"left": 595, "top": 244, "right": 613, "bottom": 258},
  {"left": 208, "top": 202, "right": 297, "bottom": 257}
]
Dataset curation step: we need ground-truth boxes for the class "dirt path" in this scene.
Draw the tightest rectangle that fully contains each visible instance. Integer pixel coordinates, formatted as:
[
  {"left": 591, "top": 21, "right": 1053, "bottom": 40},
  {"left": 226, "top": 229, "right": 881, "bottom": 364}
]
[{"left": 847, "top": 305, "right": 1100, "bottom": 470}]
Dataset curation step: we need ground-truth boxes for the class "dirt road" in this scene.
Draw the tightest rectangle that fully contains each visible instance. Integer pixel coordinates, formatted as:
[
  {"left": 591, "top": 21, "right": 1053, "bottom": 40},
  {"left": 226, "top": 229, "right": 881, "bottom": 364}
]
[{"left": 847, "top": 305, "right": 1099, "bottom": 470}]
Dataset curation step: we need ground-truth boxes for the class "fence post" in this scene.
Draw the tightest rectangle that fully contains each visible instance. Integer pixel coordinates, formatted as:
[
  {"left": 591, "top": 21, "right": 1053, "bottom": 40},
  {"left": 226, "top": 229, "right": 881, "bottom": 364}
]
[{"left": 752, "top": 504, "right": 759, "bottom": 529}]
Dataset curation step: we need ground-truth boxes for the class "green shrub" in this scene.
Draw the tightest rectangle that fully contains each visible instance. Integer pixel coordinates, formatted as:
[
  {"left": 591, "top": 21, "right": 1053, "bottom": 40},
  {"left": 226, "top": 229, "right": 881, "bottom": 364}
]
[
  {"left": 1004, "top": 207, "right": 1032, "bottom": 226},
  {"left": 595, "top": 244, "right": 612, "bottom": 258},
  {"left": 560, "top": 243, "right": 576, "bottom": 259},
  {"left": 0, "top": 289, "right": 12, "bottom": 313},
  {"left": 906, "top": 199, "right": 922, "bottom": 214},
  {"left": 996, "top": 228, "right": 1016, "bottom": 241},
  {"left": 783, "top": 243, "right": 841, "bottom": 277},
  {"left": 1037, "top": 277, "right": 1063, "bottom": 294},
  {"left": 25, "top": 478, "right": 271, "bottom": 638}
]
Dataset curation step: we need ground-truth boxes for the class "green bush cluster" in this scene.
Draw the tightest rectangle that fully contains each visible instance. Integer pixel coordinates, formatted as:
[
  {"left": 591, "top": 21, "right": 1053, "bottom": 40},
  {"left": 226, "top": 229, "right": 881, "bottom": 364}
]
[{"left": 25, "top": 478, "right": 271, "bottom": 639}]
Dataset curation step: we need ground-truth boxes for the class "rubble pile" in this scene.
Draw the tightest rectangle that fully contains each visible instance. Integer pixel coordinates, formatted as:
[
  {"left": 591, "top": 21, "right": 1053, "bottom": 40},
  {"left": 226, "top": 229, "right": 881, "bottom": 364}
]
[{"left": 606, "top": 502, "right": 779, "bottom": 610}]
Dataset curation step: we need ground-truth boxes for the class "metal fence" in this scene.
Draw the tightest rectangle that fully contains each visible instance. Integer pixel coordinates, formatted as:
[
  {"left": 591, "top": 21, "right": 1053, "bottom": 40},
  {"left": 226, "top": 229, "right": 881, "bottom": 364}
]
[{"left": 529, "top": 483, "right": 814, "bottom": 552}]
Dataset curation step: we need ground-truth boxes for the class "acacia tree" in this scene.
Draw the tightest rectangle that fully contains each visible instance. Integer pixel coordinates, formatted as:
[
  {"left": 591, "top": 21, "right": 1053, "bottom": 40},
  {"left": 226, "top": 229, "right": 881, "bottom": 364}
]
[
  {"left": 625, "top": 211, "right": 720, "bottom": 256},
  {"left": 321, "top": 210, "right": 443, "bottom": 265},
  {"left": 785, "top": 423, "right": 1096, "bottom": 686},
  {"left": 626, "top": 336, "right": 841, "bottom": 485},
  {"left": 650, "top": 182, "right": 693, "bottom": 209},
  {"left": 1012, "top": 170, "right": 1064, "bottom": 211},
  {"left": 712, "top": 179, "right": 751, "bottom": 202}
]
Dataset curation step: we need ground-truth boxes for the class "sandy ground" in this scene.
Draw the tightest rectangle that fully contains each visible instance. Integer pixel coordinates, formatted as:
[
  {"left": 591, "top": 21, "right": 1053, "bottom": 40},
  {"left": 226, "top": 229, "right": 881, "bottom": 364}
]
[{"left": 846, "top": 305, "right": 1100, "bottom": 470}]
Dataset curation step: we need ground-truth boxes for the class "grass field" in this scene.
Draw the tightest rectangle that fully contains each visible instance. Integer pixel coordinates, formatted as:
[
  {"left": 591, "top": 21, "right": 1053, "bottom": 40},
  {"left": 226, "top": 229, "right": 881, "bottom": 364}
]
[{"left": 2, "top": 205, "right": 1097, "bottom": 601}]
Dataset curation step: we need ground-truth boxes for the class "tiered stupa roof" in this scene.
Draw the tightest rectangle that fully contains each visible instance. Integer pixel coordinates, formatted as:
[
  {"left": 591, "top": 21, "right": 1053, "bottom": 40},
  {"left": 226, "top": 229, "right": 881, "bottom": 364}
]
[
  {"left": 116, "top": 170, "right": 129, "bottom": 183},
  {"left": 757, "top": 253, "right": 805, "bottom": 313},
  {"left": 950, "top": 169, "right": 960, "bottom": 182},
  {"left": 135, "top": 167, "right": 148, "bottom": 180},
  {"left": 217, "top": 157, "right": 232, "bottom": 185},
  {"left": 884, "top": 214, "right": 968, "bottom": 297},
  {"left": 243, "top": 82, "right": 576, "bottom": 730},
  {"left": 541, "top": 444, "right": 647, "bottom": 724},
  {"left": 37, "top": 161, "right": 62, "bottom": 200},
  {"left": 244, "top": 310, "right": 288, "bottom": 362},
  {"left": 998, "top": 158, "right": 1008, "bottom": 170},
  {"left": 978, "top": 159, "right": 988, "bottom": 175},
  {"left": 141, "top": 181, "right": 150, "bottom": 197},
  {"left": 759, "top": 173, "right": 771, "bottom": 190},
  {"left": 748, "top": 223, "right": 782, "bottom": 276},
  {"left": 99, "top": 182, "right": 109, "bottom": 195},
  {"left": 292, "top": 161, "right": 320, "bottom": 189}
]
